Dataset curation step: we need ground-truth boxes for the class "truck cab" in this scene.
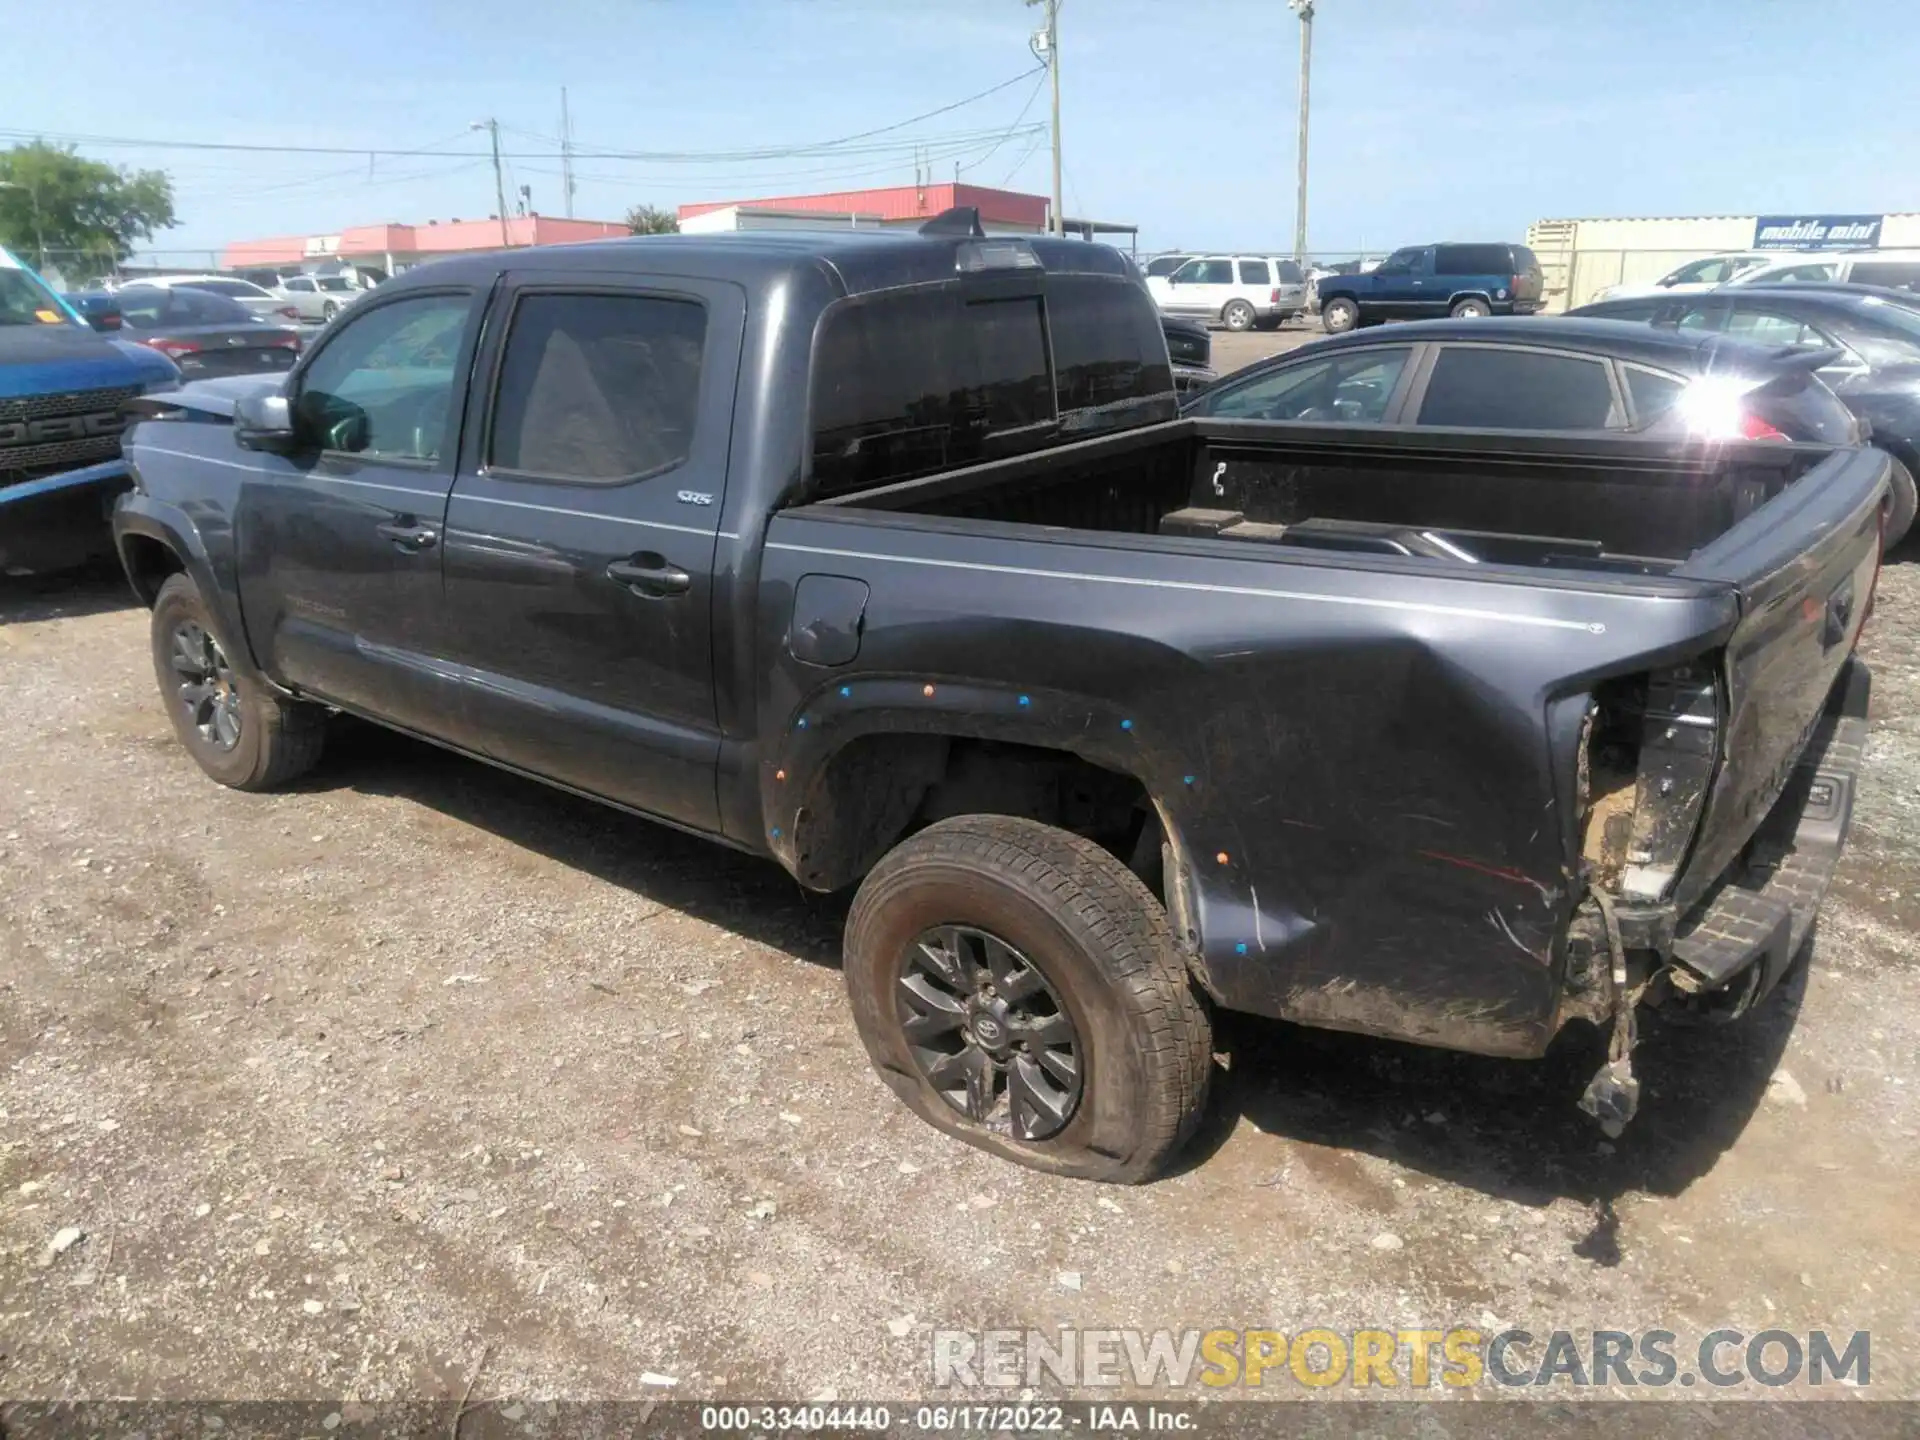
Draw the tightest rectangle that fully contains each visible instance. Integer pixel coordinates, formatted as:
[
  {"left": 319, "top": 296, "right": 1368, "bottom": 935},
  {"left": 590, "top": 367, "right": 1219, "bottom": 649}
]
[{"left": 0, "top": 247, "right": 178, "bottom": 574}]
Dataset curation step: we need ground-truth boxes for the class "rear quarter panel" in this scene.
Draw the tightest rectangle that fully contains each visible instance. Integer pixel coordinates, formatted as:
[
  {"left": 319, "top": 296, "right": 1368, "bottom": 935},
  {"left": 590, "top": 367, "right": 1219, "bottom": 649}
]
[{"left": 754, "top": 509, "right": 1740, "bottom": 1057}]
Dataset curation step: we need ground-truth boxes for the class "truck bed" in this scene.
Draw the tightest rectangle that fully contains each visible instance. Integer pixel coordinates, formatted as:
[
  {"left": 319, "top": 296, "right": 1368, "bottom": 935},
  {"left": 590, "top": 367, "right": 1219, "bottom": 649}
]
[{"left": 817, "top": 417, "right": 1834, "bottom": 578}]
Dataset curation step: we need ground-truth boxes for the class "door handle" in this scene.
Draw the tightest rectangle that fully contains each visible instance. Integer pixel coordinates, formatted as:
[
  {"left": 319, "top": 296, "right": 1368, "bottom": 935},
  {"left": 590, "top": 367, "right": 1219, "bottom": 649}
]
[
  {"left": 376, "top": 519, "right": 439, "bottom": 552},
  {"left": 607, "top": 553, "right": 692, "bottom": 597}
]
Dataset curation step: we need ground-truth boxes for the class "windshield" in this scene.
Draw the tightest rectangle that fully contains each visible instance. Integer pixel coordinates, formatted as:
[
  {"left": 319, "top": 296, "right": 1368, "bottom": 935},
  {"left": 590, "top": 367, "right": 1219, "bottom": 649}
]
[{"left": 0, "top": 265, "right": 78, "bottom": 328}]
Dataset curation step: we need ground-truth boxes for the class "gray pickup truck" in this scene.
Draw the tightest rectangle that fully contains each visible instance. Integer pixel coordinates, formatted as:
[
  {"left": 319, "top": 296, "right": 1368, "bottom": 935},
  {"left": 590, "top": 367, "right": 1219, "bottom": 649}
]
[{"left": 112, "top": 215, "right": 1885, "bottom": 1180}]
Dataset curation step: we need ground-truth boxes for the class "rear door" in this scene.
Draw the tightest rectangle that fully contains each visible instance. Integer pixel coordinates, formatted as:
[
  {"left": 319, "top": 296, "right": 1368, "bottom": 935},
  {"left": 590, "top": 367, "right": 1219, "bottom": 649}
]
[
  {"left": 438, "top": 271, "right": 744, "bottom": 834},
  {"left": 1407, "top": 343, "right": 1624, "bottom": 429},
  {"left": 236, "top": 284, "right": 487, "bottom": 732}
]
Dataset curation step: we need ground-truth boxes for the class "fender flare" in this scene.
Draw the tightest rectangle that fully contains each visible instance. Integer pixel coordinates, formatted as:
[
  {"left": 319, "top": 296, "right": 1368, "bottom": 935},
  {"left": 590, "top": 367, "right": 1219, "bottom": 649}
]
[
  {"left": 761, "top": 674, "right": 1190, "bottom": 892},
  {"left": 112, "top": 494, "right": 268, "bottom": 685}
]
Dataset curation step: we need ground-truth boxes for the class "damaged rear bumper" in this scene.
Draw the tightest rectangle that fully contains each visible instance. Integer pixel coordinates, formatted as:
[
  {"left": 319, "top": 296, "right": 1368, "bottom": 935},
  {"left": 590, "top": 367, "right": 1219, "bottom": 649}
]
[{"left": 1622, "top": 657, "right": 1870, "bottom": 1016}]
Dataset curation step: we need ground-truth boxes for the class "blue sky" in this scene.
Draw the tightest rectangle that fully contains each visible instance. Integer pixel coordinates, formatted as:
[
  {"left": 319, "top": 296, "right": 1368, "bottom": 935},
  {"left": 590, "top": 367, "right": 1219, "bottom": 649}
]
[{"left": 7, "top": 0, "right": 1918, "bottom": 261}]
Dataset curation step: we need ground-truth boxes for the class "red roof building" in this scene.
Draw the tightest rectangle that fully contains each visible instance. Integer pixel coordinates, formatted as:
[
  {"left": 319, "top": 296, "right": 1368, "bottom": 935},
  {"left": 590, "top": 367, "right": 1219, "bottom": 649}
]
[
  {"left": 221, "top": 215, "right": 629, "bottom": 273},
  {"left": 679, "top": 183, "right": 1051, "bottom": 233}
]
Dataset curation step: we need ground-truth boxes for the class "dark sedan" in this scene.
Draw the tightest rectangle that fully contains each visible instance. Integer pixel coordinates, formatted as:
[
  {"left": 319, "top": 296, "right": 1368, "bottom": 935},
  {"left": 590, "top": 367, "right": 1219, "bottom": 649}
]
[
  {"left": 1573, "top": 286, "right": 1920, "bottom": 546},
  {"left": 76, "top": 285, "right": 302, "bottom": 380}
]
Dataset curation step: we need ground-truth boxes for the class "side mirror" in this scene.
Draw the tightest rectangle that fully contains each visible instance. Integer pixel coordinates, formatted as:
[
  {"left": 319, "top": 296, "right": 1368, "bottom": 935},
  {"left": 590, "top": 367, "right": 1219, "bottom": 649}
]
[{"left": 233, "top": 389, "right": 299, "bottom": 452}]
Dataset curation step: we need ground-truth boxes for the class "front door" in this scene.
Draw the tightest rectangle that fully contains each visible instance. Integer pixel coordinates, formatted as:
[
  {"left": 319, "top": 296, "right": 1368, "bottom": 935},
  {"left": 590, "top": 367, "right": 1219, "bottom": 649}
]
[
  {"left": 236, "top": 285, "right": 489, "bottom": 737},
  {"left": 1373, "top": 247, "right": 1434, "bottom": 318},
  {"left": 1164, "top": 257, "right": 1233, "bottom": 321},
  {"left": 439, "top": 273, "right": 744, "bottom": 834}
]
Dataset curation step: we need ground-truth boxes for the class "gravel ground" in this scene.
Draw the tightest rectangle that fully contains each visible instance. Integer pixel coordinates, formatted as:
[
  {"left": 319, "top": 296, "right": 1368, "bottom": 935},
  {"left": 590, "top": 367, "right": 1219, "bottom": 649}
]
[{"left": 2, "top": 536, "right": 1917, "bottom": 1407}]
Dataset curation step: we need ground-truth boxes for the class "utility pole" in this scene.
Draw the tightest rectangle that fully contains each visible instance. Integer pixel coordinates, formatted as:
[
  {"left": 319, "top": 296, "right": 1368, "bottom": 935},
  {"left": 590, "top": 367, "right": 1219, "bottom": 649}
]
[
  {"left": 472, "top": 119, "right": 511, "bottom": 247},
  {"left": 1289, "top": 0, "right": 1315, "bottom": 264},
  {"left": 560, "top": 87, "right": 576, "bottom": 219},
  {"left": 1027, "top": 0, "right": 1063, "bottom": 236}
]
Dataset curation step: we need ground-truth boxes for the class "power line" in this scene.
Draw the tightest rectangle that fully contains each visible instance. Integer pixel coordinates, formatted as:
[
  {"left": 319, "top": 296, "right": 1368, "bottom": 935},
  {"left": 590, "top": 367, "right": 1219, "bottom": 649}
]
[
  {"left": 0, "top": 71, "right": 1050, "bottom": 167},
  {"left": 958, "top": 69, "right": 1048, "bottom": 177}
]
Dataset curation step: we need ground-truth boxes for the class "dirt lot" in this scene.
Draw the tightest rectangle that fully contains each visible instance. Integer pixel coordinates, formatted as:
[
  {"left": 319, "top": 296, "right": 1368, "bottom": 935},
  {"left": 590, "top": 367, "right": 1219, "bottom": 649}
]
[{"left": 3, "top": 535, "right": 1919, "bottom": 1406}]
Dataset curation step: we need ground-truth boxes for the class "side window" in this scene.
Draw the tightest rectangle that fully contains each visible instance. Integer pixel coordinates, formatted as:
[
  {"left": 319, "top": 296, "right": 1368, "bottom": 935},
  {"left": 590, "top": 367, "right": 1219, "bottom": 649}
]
[
  {"left": 1724, "top": 309, "right": 1828, "bottom": 348},
  {"left": 488, "top": 292, "right": 706, "bottom": 484},
  {"left": 1435, "top": 245, "right": 1516, "bottom": 276},
  {"left": 1623, "top": 367, "right": 1687, "bottom": 428},
  {"left": 1758, "top": 263, "right": 1837, "bottom": 284},
  {"left": 1380, "top": 247, "right": 1427, "bottom": 273},
  {"left": 1416, "top": 347, "right": 1617, "bottom": 430},
  {"left": 295, "top": 293, "right": 472, "bottom": 462},
  {"left": 113, "top": 288, "right": 168, "bottom": 328},
  {"left": 1849, "top": 261, "right": 1920, "bottom": 290},
  {"left": 1237, "top": 259, "right": 1272, "bottom": 287},
  {"left": 1205, "top": 348, "right": 1411, "bottom": 423},
  {"left": 1674, "top": 304, "right": 1722, "bottom": 333},
  {"left": 1176, "top": 259, "right": 1233, "bottom": 285},
  {"left": 810, "top": 288, "right": 1056, "bottom": 495},
  {"left": 287, "top": 277, "right": 314, "bottom": 293}
]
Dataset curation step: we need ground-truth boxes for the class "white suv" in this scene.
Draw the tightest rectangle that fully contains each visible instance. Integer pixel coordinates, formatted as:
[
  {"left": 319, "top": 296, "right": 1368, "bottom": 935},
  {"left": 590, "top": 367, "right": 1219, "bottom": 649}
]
[
  {"left": 1726, "top": 248, "right": 1920, "bottom": 292},
  {"left": 1146, "top": 255, "right": 1308, "bottom": 331},
  {"left": 1594, "top": 251, "right": 1776, "bottom": 302}
]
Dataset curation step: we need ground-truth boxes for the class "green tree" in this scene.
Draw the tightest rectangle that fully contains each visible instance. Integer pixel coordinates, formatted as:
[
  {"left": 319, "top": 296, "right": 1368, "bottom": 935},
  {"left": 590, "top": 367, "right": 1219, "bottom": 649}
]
[
  {"left": 625, "top": 203, "right": 680, "bottom": 236},
  {"left": 0, "top": 141, "right": 177, "bottom": 278}
]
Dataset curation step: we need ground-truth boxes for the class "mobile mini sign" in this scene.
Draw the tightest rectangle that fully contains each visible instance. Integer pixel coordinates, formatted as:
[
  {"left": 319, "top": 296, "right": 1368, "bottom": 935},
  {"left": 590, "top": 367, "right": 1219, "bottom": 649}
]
[{"left": 1752, "top": 214, "right": 1883, "bottom": 250}]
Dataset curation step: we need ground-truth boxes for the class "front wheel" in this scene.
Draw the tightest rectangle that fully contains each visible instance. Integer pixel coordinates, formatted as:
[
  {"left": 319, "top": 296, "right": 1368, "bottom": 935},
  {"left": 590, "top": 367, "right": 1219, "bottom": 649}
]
[
  {"left": 1321, "top": 297, "right": 1359, "bottom": 333},
  {"left": 844, "top": 815, "right": 1212, "bottom": 1183},
  {"left": 150, "top": 573, "right": 326, "bottom": 790},
  {"left": 1221, "top": 299, "right": 1255, "bottom": 332},
  {"left": 321, "top": 300, "right": 338, "bottom": 322}
]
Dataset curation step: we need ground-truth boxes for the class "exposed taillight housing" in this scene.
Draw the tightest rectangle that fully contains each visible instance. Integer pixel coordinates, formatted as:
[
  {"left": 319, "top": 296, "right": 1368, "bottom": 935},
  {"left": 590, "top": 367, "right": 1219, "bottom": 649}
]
[
  {"left": 277, "top": 305, "right": 300, "bottom": 321},
  {"left": 1581, "top": 660, "right": 1722, "bottom": 904},
  {"left": 1270, "top": 287, "right": 1282, "bottom": 303},
  {"left": 269, "top": 334, "right": 301, "bottom": 351}
]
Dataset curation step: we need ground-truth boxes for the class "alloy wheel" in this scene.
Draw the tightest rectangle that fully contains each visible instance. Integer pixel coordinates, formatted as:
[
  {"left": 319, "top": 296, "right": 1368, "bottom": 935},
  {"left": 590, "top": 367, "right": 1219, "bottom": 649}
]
[
  {"left": 169, "top": 621, "right": 243, "bottom": 752},
  {"left": 898, "top": 924, "right": 1082, "bottom": 1140}
]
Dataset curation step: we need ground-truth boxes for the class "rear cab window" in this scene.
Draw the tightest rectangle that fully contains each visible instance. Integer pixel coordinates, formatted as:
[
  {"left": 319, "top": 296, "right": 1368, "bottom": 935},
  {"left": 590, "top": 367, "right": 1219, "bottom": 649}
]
[{"left": 809, "top": 275, "right": 1173, "bottom": 497}]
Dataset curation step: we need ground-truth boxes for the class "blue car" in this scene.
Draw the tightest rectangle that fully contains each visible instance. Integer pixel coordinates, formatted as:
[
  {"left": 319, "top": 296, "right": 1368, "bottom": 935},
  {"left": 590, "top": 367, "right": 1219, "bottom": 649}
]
[{"left": 1, "top": 248, "right": 179, "bottom": 575}]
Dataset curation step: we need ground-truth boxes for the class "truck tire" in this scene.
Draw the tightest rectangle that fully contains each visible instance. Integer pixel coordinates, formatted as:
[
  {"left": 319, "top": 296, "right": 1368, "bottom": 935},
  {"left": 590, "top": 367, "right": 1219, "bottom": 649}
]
[
  {"left": 1880, "top": 452, "right": 1917, "bottom": 550},
  {"left": 1321, "top": 297, "right": 1359, "bottom": 334},
  {"left": 1449, "top": 296, "right": 1492, "bottom": 318},
  {"left": 1221, "top": 299, "right": 1256, "bottom": 332},
  {"left": 844, "top": 814, "right": 1212, "bottom": 1183},
  {"left": 149, "top": 573, "right": 326, "bottom": 791}
]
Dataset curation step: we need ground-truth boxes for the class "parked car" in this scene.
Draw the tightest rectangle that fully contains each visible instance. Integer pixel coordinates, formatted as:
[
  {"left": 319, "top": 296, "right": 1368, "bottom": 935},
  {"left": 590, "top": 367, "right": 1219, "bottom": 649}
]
[
  {"left": 106, "top": 273, "right": 297, "bottom": 325},
  {"left": 1572, "top": 286, "right": 1920, "bottom": 545},
  {"left": 1160, "top": 313, "right": 1214, "bottom": 395},
  {"left": 1141, "top": 253, "right": 1192, "bottom": 280},
  {"left": 96, "top": 285, "right": 303, "bottom": 380},
  {"left": 275, "top": 273, "right": 365, "bottom": 323},
  {"left": 1724, "top": 248, "right": 1920, "bottom": 293},
  {"left": 1592, "top": 251, "right": 1778, "bottom": 303},
  {"left": 113, "top": 218, "right": 1884, "bottom": 1177},
  {"left": 0, "top": 247, "right": 178, "bottom": 576},
  {"left": 1147, "top": 254, "right": 1307, "bottom": 331},
  {"left": 1314, "top": 242, "right": 1545, "bottom": 333}
]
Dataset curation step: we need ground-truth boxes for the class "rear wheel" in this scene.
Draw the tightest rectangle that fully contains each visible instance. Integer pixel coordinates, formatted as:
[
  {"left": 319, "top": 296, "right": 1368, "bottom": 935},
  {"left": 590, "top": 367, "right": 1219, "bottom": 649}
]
[
  {"left": 844, "top": 815, "right": 1212, "bottom": 1183},
  {"left": 149, "top": 573, "right": 326, "bottom": 790},
  {"left": 1449, "top": 296, "right": 1492, "bottom": 318},
  {"left": 1321, "top": 297, "right": 1359, "bottom": 334},
  {"left": 1221, "top": 299, "right": 1256, "bottom": 332},
  {"left": 1880, "top": 453, "right": 1917, "bottom": 550}
]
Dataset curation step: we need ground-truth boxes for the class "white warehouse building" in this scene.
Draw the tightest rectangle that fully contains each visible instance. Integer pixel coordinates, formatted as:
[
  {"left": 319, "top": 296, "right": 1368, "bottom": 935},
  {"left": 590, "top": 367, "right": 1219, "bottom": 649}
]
[{"left": 1526, "top": 211, "right": 1920, "bottom": 311}]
